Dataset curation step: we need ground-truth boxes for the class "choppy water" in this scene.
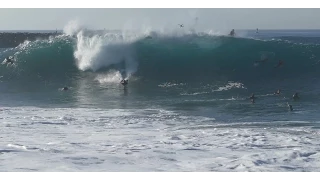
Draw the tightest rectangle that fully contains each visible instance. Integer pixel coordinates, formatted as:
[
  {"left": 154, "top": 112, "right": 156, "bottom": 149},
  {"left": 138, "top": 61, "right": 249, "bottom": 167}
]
[{"left": 1, "top": 28, "right": 320, "bottom": 171}]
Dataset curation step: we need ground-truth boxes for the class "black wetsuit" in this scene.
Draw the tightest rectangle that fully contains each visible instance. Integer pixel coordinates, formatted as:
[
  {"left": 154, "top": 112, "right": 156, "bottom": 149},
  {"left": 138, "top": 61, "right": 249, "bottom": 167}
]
[{"left": 121, "top": 80, "right": 128, "bottom": 86}]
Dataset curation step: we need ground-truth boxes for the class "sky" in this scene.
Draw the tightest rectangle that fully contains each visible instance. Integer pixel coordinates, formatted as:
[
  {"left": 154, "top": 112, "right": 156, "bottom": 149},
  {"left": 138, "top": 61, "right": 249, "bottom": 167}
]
[{"left": 1, "top": 8, "right": 320, "bottom": 30}]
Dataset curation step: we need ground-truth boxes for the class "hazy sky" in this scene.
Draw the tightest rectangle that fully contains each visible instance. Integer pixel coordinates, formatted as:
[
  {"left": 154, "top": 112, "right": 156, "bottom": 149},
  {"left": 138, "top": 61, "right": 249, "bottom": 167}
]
[{"left": 0, "top": 9, "right": 320, "bottom": 30}]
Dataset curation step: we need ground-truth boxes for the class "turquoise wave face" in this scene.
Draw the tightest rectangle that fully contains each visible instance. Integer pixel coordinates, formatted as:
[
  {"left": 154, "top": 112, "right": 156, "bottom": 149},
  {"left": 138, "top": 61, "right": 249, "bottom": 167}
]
[{"left": 1, "top": 32, "right": 320, "bottom": 84}]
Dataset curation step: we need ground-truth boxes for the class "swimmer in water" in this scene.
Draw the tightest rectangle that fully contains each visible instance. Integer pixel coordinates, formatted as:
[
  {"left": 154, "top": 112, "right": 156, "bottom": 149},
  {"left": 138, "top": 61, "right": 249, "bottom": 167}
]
[
  {"left": 287, "top": 102, "right": 293, "bottom": 111},
  {"left": 251, "top": 98, "right": 255, "bottom": 104},
  {"left": 274, "top": 89, "right": 281, "bottom": 95},
  {"left": 178, "top": 24, "right": 184, "bottom": 28},
  {"left": 60, "top": 87, "right": 69, "bottom": 91},
  {"left": 249, "top": 93, "right": 256, "bottom": 100},
  {"left": 293, "top": 92, "right": 300, "bottom": 100}
]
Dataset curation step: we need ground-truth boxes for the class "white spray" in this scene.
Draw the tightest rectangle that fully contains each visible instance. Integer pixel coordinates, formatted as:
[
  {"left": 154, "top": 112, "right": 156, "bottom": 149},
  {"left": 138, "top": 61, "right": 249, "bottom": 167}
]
[{"left": 64, "top": 21, "right": 139, "bottom": 82}]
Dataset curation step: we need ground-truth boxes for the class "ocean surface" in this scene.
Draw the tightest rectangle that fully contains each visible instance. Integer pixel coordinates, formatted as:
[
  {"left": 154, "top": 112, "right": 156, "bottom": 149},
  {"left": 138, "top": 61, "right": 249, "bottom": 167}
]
[{"left": 1, "top": 28, "right": 320, "bottom": 171}]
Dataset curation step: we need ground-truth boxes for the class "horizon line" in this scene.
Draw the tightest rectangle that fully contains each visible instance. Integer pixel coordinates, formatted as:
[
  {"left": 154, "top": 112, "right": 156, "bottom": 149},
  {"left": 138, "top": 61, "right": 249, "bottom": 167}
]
[{"left": 1, "top": 28, "right": 320, "bottom": 31}]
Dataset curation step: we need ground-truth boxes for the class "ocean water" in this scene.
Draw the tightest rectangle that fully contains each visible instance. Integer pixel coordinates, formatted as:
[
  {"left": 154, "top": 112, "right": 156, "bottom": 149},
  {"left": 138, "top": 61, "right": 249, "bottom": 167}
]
[{"left": 1, "top": 27, "right": 320, "bottom": 171}]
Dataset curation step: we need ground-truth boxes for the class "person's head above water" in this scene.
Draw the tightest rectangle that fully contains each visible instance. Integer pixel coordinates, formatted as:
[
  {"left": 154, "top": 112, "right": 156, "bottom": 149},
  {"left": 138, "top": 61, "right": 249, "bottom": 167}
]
[
  {"left": 63, "top": 87, "right": 69, "bottom": 91},
  {"left": 275, "top": 89, "right": 281, "bottom": 94}
]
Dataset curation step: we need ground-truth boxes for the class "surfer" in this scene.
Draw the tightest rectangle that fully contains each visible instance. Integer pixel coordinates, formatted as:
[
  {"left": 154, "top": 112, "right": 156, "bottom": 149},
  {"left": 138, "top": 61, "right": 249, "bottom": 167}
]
[
  {"left": 2, "top": 56, "right": 15, "bottom": 65},
  {"left": 249, "top": 93, "right": 256, "bottom": 100},
  {"left": 178, "top": 24, "right": 184, "bottom": 28},
  {"left": 256, "top": 28, "right": 259, "bottom": 33},
  {"left": 251, "top": 98, "right": 255, "bottom": 104},
  {"left": 287, "top": 102, "right": 293, "bottom": 111},
  {"left": 274, "top": 89, "right": 281, "bottom": 95},
  {"left": 293, "top": 92, "right": 300, "bottom": 100},
  {"left": 59, "top": 86, "right": 70, "bottom": 91},
  {"left": 120, "top": 79, "right": 128, "bottom": 86},
  {"left": 229, "top": 29, "right": 235, "bottom": 36},
  {"left": 274, "top": 60, "right": 284, "bottom": 68}
]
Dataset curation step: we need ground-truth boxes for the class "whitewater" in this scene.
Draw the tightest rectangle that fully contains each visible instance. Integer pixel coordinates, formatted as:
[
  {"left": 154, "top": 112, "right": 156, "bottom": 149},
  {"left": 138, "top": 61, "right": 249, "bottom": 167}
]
[{"left": 1, "top": 25, "right": 320, "bottom": 171}]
